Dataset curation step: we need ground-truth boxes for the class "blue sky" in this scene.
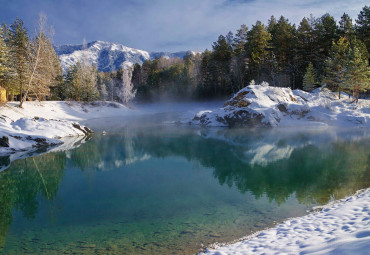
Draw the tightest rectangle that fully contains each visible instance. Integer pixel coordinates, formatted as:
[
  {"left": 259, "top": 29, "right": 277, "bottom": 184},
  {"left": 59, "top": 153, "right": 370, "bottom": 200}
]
[{"left": 0, "top": 0, "right": 367, "bottom": 52}]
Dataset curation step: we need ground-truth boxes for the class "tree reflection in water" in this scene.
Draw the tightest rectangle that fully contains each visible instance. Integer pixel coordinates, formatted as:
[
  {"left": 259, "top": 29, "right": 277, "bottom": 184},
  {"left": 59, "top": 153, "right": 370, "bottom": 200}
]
[{"left": 0, "top": 126, "right": 369, "bottom": 251}]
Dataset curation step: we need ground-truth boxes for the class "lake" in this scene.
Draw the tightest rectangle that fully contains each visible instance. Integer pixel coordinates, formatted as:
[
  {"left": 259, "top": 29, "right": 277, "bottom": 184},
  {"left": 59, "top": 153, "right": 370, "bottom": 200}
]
[{"left": 0, "top": 113, "right": 369, "bottom": 254}]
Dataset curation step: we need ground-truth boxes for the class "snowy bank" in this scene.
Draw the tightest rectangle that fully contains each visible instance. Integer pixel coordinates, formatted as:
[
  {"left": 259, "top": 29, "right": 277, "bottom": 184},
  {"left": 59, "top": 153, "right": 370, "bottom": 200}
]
[
  {"left": 0, "top": 101, "right": 133, "bottom": 121},
  {"left": 192, "top": 84, "right": 370, "bottom": 127},
  {"left": 0, "top": 101, "right": 132, "bottom": 167},
  {"left": 200, "top": 188, "right": 370, "bottom": 255},
  {"left": 0, "top": 114, "right": 92, "bottom": 150}
]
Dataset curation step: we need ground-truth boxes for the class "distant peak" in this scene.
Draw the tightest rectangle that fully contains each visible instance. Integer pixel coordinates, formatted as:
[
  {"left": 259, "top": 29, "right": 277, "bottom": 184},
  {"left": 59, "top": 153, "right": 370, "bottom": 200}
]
[{"left": 56, "top": 40, "right": 191, "bottom": 72}]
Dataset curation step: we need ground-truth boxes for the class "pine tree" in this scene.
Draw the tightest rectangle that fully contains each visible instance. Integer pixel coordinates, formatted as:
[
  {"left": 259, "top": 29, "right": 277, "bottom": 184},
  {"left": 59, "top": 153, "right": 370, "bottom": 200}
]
[
  {"left": 212, "top": 34, "right": 233, "bottom": 94},
  {"left": 314, "top": 14, "right": 339, "bottom": 77},
  {"left": 96, "top": 72, "right": 108, "bottom": 100},
  {"left": 233, "top": 24, "right": 248, "bottom": 55},
  {"left": 49, "top": 74, "right": 64, "bottom": 100},
  {"left": 198, "top": 49, "right": 212, "bottom": 97},
  {"left": 267, "top": 16, "right": 277, "bottom": 33},
  {"left": 64, "top": 61, "right": 98, "bottom": 102},
  {"left": 232, "top": 24, "right": 248, "bottom": 91},
  {"left": 344, "top": 46, "right": 370, "bottom": 103},
  {"left": 105, "top": 74, "right": 114, "bottom": 101},
  {"left": 64, "top": 62, "right": 80, "bottom": 100},
  {"left": 80, "top": 63, "right": 98, "bottom": 101},
  {"left": 1, "top": 23, "right": 17, "bottom": 100},
  {"left": 225, "top": 31, "right": 234, "bottom": 49},
  {"left": 303, "top": 62, "right": 316, "bottom": 91},
  {"left": 339, "top": 13, "right": 354, "bottom": 39},
  {"left": 0, "top": 27, "right": 9, "bottom": 85},
  {"left": 77, "top": 41, "right": 99, "bottom": 101},
  {"left": 324, "top": 37, "right": 349, "bottom": 98},
  {"left": 297, "top": 15, "right": 318, "bottom": 89},
  {"left": 297, "top": 16, "right": 316, "bottom": 63},
  {"left": 245, "top": 21, "right": 271, "bottom": 82},
  {"left": 356, "top": 6, "right": 370, "bottom": 53},
  {"left": 7, "top": 18, "right": 30, "bottom": 103},
  {"left": 269, "top": 16, "right": 297, "bottom": 87}
]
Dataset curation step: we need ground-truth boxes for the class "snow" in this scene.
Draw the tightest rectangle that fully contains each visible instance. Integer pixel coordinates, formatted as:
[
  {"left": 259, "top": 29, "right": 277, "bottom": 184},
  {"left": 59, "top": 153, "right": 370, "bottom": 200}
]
[
  {"left": 1, "top": 100, "right": 215, "bottom": 157},
  {"left": 55, "top": 40, "right": 193, "bottom": 72},
  {"left": 1, "top": 101, "right": 133, "bottom": 122},
  {"left": 192, "top": 84, "right": 370, "bottom": 128},
  {"left": 200, "top": 188, "right": 370, "bottom": 255},
  {"left": 0, "top": 101, "right": 134, "bottom": 164}
]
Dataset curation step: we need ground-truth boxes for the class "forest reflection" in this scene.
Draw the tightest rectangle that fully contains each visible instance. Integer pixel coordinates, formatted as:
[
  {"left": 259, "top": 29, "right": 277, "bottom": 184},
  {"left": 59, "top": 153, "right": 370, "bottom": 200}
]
[{"left": 0, "top": 127, "right": 369, "bottom": 249}]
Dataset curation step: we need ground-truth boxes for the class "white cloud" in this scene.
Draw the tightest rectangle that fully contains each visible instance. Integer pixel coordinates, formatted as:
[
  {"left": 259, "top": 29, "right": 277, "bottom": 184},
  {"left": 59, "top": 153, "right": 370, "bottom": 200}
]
[
  {"left": 5, "top": 0, "right": 367, "bottom": 51},
  {"left": 87, "top": 0, "right": 367, "bottom": 51}
]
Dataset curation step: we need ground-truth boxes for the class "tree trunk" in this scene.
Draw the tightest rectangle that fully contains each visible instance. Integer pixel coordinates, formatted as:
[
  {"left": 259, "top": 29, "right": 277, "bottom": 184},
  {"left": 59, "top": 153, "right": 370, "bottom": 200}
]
[
  {"left": 20, "top": 39, "right": 42, "bottom": 108},
  {"left": 338, "top": 87, "right": 341, "bottom": 99}
]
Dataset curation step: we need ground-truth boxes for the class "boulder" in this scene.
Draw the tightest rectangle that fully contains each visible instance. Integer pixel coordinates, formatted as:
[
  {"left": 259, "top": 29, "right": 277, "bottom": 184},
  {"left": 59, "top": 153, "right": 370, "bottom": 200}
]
[
  {"left": 72, "top": 123, "right": 94, "bottom": 135},
  {"left": 192, "top": 84, "right": 307, "bottom": 127}
]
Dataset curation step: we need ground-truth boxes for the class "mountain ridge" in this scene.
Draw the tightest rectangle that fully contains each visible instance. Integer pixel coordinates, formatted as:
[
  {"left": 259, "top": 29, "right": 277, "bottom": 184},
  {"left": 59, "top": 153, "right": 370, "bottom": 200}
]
[{"left": 55, "top": 40, "right": 193, "bottom": 72}]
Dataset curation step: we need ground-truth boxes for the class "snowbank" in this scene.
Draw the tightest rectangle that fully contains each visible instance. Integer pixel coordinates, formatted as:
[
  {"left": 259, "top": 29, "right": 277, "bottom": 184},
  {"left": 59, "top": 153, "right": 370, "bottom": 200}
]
[
  {"left": 0, "top": 116, "right": 83, "bottom": 151},
  {"left": 1, "top": 101, "right": 133, "bottom": 121},
  {"left": 200, "top": 188, "right": 370, "bottom": 255},
  {"left": 192, "top": 84, "right": 370, "bottom": 127},
  {"left": 0, "top": 101, "right": 132, "bottom": 163}
]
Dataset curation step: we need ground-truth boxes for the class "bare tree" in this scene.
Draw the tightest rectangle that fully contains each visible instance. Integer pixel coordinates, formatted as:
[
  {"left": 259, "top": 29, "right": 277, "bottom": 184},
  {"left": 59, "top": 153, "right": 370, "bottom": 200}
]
[
  {"left": 19, "top": 13, "right": 60, "bottom": 107},
  {"left": 119, "top": 66, "right": 136, "bottom": 105}
]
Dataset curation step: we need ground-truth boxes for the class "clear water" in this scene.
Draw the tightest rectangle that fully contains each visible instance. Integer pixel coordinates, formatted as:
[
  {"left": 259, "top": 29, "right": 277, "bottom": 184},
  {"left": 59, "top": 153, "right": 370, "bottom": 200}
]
[{"left": 0, "top": 118, "right": 369, "bottom": 254}]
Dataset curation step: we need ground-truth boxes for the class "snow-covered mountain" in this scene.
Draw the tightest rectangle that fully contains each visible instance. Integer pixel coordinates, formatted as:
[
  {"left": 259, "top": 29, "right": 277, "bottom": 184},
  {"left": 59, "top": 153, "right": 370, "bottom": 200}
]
[{"left": 54, "top": 41, "right": 193, "bottom": 72}]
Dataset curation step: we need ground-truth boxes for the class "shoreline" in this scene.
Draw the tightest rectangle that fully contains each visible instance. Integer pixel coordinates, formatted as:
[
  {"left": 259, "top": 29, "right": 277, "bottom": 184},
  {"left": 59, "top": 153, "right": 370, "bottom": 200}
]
[
  {"left": 200, "top": 188, "right": 370, "bottom": 255},
  {"left": 0, "top": 101, "right": 133, "bottom": 171},
  {"left": 0, "top": 100, "right": 369, "bottom": 253}
]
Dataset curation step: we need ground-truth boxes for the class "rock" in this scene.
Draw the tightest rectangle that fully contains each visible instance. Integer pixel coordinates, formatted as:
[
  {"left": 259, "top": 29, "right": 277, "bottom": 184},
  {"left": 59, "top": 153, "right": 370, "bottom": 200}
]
[
  {"left": 192, "top": 84, "right": 306, "bottom": 127},
  {"left": 32, "top": 137, "right": 48, "bottom": 147},
  {"left": 84, "top": 126, "right": 94, "bottom": 134},
  {"left": 108, "top": 102, "right": 120, "bottom": 108},
  {"left": 196, "top": 114, "right": 212, "bottom": 127},
  {"left": 192, "top": 115, "right": 200, "bottom": 121},
  {"left": 0, "top": 136, "right": 9, "bottom": 147},
  {"left": 289, "top": 95, "right": 298, "bottom": 103},
  {"left": 10, "top": 135, "right": 22, "bottom": 140},
  {"left": 223, "top": 110, "right": 266, "bottom": 127},
  {"left": 72, "top": 123, "right": 94, "bottom": 135},
  {"left": 277, "top": 103, "right": 288, "bottom": 113},
  {"left": 224, "top": 90, "right": 252, "bottom": 107}
]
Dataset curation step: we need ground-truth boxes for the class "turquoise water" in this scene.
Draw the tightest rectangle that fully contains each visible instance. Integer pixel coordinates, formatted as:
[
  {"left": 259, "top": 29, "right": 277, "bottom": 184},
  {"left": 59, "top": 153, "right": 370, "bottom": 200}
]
[{"left": 0, "top": 122, "right": 369, "bottom": 254}]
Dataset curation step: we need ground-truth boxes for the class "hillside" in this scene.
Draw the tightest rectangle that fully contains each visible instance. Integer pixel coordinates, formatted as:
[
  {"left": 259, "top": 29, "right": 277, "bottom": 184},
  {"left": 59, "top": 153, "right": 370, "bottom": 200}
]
[{"left": 55, "top": 40, "right": 192, "bottom": 72}]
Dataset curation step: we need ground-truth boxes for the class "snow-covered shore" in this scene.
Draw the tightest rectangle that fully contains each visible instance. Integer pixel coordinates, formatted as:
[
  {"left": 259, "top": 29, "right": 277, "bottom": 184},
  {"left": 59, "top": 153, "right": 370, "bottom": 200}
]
[
  {"left": 201, "top": 188, "right": 370, "bottom": 255},
  {"left": 0, "top": 101, "right": 134, "bottom": 163},
  {"left": 1, "top": 100, "right": 133, "bottom": 121},
  {"left": 192, "top": 84, "right": 370, "bottom": 128}
]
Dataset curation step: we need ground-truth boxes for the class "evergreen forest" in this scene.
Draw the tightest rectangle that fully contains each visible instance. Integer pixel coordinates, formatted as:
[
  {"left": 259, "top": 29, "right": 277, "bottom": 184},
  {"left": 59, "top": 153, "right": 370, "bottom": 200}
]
[{"left": 0, "top": 6, "right": 369, "bottom": 105}]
